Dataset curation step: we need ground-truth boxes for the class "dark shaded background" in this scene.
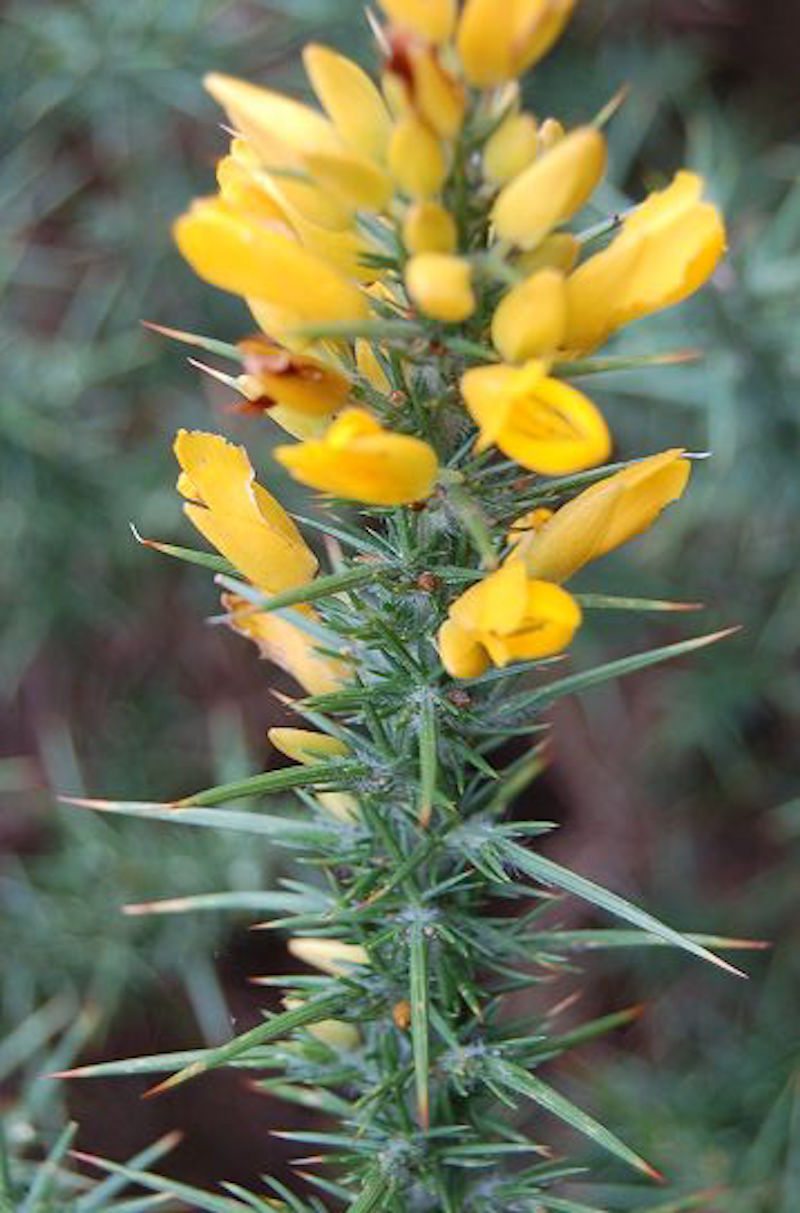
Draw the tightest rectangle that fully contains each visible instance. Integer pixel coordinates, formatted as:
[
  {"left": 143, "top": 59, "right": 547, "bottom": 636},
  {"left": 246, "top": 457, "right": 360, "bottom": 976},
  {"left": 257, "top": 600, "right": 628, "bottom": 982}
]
[{"left": 2, "top": 1, "right": 800, "bottom": 1209}]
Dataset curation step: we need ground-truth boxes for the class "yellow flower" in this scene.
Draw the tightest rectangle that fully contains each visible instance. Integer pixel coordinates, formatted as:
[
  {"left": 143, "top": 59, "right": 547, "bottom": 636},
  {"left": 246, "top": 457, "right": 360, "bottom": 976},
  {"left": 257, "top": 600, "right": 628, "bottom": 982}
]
[
  {"left": 221, "top": 593, "right": 348, "bottom": 697},
  {"left": 268, "top": 728, "right": 349, "bottom": 765},
  {"left": 457, "top": 0, "right": 576, "bottom": 87},
  {"left": 483, "top": 111, "right": 539, "bottom": 185},
  {"left": 388, "top": 115, "right": 448, "bottom": 199},
  {"left": 288, "top": 937, "right": 370, "bottom": 976},
  {"left": 405, "top": 253, "right": 476, "bottom": 323},
  {"left": 460, "top": 361, "right": 611, "bottom": 474},
  {"left": 492, "top": 126, "right": 607, "bottom": 249},
  {"left": 173, "top": 197, "right": 369, "bottom": 336},
  {"left": 402, "top": 201, "right": 458, "bottom": 254},
  {"left": 238, "top": 336, "right": 351, "bottom": 418},
  {"left": 438, "top": 559, "right": 582, "bottom": 678},
  {"left": 491, "top": 268, "right": 568, "bottom": 362},
  {"left": 302, "top": 44, "right": 392, "bottom": 164},
  {"left": 514, "top": 449, "right": 692, "bottom": 583},
  {"left": 565, "top": 171, "right": 726, "bottom": 352},
  {"left": 377, "top": 0, "right": 457, "bottom": 44},
  {"left": 175, "top": 430, "right": 317, "bottom": 593},
  {"left": 274, "top": 408, "right": 439, "bottom": 506}
]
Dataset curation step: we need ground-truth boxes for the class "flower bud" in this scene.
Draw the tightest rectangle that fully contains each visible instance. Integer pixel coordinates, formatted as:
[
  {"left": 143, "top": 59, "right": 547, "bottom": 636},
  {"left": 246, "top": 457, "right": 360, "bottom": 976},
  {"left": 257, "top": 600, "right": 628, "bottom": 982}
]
[
  {"left": 492, "top": 126, "right": 606, "bottom": 248},
  {"left": 491, "top": 268, "right": 568, "bottom": 362},
  {"left": 283, "top": 998, "right": 361, "bottom": 1051},
  {"left": 275, "top": 408, "right": 439, "bottom": 506},
  {"left": 483, "top": 112, "right": 539, "bottom": 185},
  {"left": 457, "top": 0, "right": 575, "bottom": 87},
  {"left": 268, "top": 728, "right": 348, "bottom": 765},
  {"left": 387, "top": 43, "right": 466, "bottom": 139},
  {"left": 405, "top": 253, "right": 476, "bottom": 322},
  {"left": 388, "top": 115, "right": 447, "bottom": 199},
  {"left": 402, "top": 201, "right": 458, "bottom": 254},
  {"left": 288, "top": 937, "right": 369, "bottom": 976}
]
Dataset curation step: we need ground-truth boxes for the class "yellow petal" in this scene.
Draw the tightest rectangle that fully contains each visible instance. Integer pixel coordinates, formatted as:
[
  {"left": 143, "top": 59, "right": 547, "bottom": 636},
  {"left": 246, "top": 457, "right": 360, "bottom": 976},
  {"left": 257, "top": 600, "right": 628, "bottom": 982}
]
[
  {"left": 449, "top": 559, "right": 528, "bottom": 635},
  {"left": 216, "top": 155, "right": 290, "bottom": 227},
  {"left": 268, "top": 727, "right": 349, "bottom": 765},
  {"left": 518, "top": 449, "right": 691, "bottom": 582},
  {"left": 483, "top": 578, "right": 581, "bottom": 664},
  {"left": 222, "top": 592, "right": 348, "bottom": 695},
  {"left": 388, "top": 115, "right": 448, "bottom": 200},
  {"left": 174, "top": 430, "right": 317, "bottom": 592},
  {"left": 491, "top": 268, "right": 567, "bottom": 362},
  {"left": 498, "top": 376, "right": 611, "bottom": 474},
  {"left": 230, "top": 137, "right": 351, "bottom": 229},
  {"left": 483, "top": 112, "right": 539, "bottom": 185},
  {"left": 302, "top": 44, "right": 392, "bottom": 163},
  {"left": 405, "top": 253, "right": 476, "bottom": 323},
  {"left": 205, "top": 72, "right": 340, "bottom": 167},
  {"left": 274, "top": 408, "right": 439, "bottom": 506},
  {"left": 402, "top": 201, "right": 458, "bottom": 255},
  {"left": 458, "top": 0, "right": 576, "bottom": 87},
  {"left": 377, "top": 0, "right": 457, "bottom": 44},
  {"left": 392, "top": 47, "right": 466, "bottom": 140},
  {"left": 460, "top": 361, "right": 546, "bottom": 450},
  {"left": 461, "top": 364, "right": 611, "bottom": 474},
  {"left": 438, "top": 618, "right": 490, "bottom": 679},
  {"left": 565, "top": 171, "right": 726, "bottom": 351},
  {"left": 250, "top": 171, "right": 376, "bottom": 281},
  {"left": 304, "top": 148, "right": 393, "bottom": 214},
  {"left": 174, "top": 197, "right": 369, "bottom": 326},
  {"left": 493, "top": 127, "right": 606, "bottom": 248},
  {"left": 288, "top": 937, "right": 369, "bottom": 976}
]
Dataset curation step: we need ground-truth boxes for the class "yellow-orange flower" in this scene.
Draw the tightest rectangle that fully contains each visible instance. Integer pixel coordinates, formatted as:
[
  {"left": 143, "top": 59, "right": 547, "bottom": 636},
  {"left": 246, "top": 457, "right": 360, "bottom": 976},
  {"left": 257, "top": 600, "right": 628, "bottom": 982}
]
[
  {"left": 274, "top": 408, "right": 439, "bottom": 506},
  {"left": 438, "top": 559, "right": 582, "bottom": 678},
  {"left": 513, "top": 450, "right": 692, "bottom": 583},
  {"left": 457, "top": 0, "right": 576, "bottom": 87},
  {"left": 492, "top": 126, "right": 607, "bottom": 248},
  {"left": 175, "top": 430, "right": 317, "bottom": 593},
  {"left": 460, "top": 362, "right": 611, "bottom": 474},
  {"left": 565, "top": 171, "right": 726, "bottom": 352}
]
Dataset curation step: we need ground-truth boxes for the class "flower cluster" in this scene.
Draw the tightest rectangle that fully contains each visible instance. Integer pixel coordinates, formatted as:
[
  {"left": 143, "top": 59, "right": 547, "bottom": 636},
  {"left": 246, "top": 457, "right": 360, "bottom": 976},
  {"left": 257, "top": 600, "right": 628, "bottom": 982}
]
[
  {"left": 171, "top": 0, "right": 722, "bottom": 683},
  {"left": 118, "top": 1, "right": 734, "bottom": 1205}
]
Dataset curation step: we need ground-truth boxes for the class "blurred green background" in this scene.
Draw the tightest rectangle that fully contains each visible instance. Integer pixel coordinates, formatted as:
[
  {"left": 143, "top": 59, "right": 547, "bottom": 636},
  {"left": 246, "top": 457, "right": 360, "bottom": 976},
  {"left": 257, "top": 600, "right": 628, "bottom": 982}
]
[{"left": 1, "top": 0, "right": 799, "bottom": 1208}]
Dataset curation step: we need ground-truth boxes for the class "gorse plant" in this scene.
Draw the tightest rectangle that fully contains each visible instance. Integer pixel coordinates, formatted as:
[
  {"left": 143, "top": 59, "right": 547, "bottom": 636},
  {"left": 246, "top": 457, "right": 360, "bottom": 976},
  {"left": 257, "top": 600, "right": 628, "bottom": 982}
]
[{"left": 66, "top": 1, "right": 751, "bottom": 1208}]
